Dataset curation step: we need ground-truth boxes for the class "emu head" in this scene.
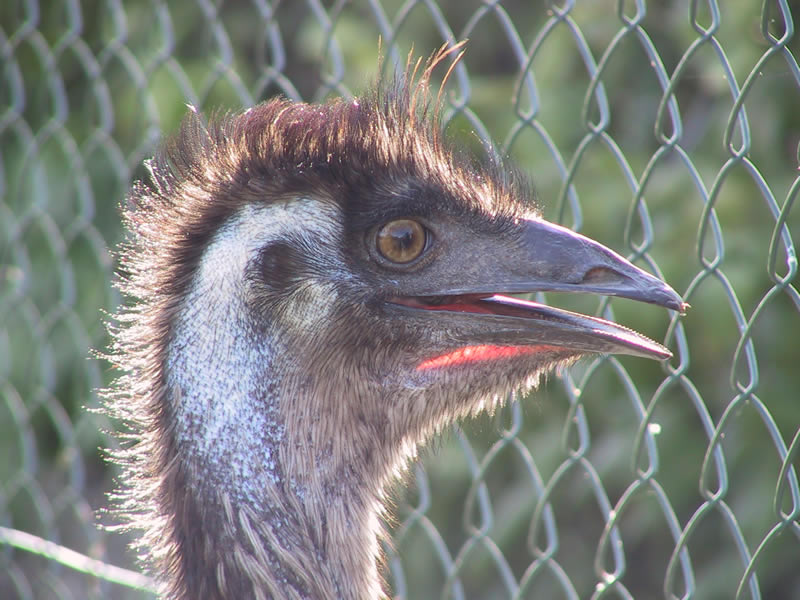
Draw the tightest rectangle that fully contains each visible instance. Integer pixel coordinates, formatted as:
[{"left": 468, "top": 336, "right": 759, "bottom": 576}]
[{"left": 108, "top": 47, "right": 685, "bottom": 600}]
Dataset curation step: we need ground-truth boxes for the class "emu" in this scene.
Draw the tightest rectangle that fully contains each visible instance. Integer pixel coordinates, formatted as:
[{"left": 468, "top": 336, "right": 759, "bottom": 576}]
[{"left": 105, "top": 48, "right": 685, "bottom": 599}]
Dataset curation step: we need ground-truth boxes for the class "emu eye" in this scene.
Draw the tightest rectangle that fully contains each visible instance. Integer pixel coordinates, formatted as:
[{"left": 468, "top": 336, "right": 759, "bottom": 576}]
[{"left": 376, "top": 219, "right": 427, "bottom": 264}]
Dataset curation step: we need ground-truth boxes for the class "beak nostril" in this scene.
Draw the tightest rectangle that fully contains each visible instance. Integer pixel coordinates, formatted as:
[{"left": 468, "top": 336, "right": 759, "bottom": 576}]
[{"left": 580, "top": 266, "right": 627, "bottom": 286}]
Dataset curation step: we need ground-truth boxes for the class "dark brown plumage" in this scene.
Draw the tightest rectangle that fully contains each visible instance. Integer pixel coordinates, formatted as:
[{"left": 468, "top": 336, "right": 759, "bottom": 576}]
[{"left": 105, "top": 46, "right": 685, "bottom": 599}]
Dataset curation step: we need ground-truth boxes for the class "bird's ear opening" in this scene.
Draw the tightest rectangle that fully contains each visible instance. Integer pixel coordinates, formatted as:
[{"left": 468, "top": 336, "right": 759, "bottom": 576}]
[{"left": 251, "top": 239, "right": 308, "bottom": 293}]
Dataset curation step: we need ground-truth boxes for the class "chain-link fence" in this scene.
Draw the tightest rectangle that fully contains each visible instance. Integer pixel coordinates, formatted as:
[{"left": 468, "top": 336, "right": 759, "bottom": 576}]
[{"left": 1, "top": 1, "right": 799, "bottom": 598}]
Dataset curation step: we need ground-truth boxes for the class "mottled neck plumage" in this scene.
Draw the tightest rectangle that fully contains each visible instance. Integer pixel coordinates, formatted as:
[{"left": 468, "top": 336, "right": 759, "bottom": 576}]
[{"left": 163, "top": 202, "right": 391, "bottom": 599}]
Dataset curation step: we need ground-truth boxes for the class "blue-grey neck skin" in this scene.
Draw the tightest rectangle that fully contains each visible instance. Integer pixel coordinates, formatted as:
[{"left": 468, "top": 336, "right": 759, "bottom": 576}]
[
  {"left": 165, "top": 201, "right": 388, "bottom": 599},
  {"left": 168, "top": 204, "right": 295, "bottom": 506}
]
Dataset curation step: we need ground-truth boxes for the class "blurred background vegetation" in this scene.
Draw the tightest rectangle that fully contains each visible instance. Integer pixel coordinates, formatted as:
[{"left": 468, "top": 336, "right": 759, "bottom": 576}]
[{"left": 1, "top": 1, "right": 798, "bottom": 598}]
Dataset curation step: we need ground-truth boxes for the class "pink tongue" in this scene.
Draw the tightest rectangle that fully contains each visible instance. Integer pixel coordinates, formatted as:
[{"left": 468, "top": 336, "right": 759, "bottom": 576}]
[{"left": 416, "top": 344, "right": 560, "bottom": 370}]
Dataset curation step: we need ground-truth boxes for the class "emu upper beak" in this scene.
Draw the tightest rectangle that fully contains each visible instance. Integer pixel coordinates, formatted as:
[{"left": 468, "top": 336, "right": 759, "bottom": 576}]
[{"left": 389, "top": 218, "right": 687, "bottom": 360}]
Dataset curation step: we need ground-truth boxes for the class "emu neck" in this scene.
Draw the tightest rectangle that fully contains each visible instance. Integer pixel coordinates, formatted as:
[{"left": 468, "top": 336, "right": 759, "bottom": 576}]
[
  {"left": 163, "top": 205, "right": 392, "bottom": 599},
  {"left": 167, "top": 357, "right": 390, "bottom": 599}
]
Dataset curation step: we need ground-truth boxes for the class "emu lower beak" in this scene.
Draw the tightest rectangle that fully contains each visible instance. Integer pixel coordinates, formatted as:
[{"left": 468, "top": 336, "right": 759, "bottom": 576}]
[{"left": 390, "top": 218, "right": 687, "bottom": 360}]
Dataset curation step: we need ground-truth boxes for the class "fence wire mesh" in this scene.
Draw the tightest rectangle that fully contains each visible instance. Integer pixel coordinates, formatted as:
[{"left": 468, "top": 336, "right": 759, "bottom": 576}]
[{"left": 1, "top": 0, "right": 799, "bottom": 598}]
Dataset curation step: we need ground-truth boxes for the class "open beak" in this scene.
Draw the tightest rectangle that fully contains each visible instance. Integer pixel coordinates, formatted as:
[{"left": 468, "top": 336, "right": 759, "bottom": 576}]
[{"left": 389, "top": 218, "right": 687, "bottom": 360}]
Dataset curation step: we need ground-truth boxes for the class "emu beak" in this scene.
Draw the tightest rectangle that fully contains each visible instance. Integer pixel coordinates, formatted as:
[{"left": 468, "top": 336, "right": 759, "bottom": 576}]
[{"left": 390, "top": 218, "right": 687, "bottom": 360}]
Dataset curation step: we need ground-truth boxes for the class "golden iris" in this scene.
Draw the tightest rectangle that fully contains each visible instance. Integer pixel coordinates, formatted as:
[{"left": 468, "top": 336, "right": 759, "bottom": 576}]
[{"left": 376, "top": 219, "right": 427, "bottom": 264}]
